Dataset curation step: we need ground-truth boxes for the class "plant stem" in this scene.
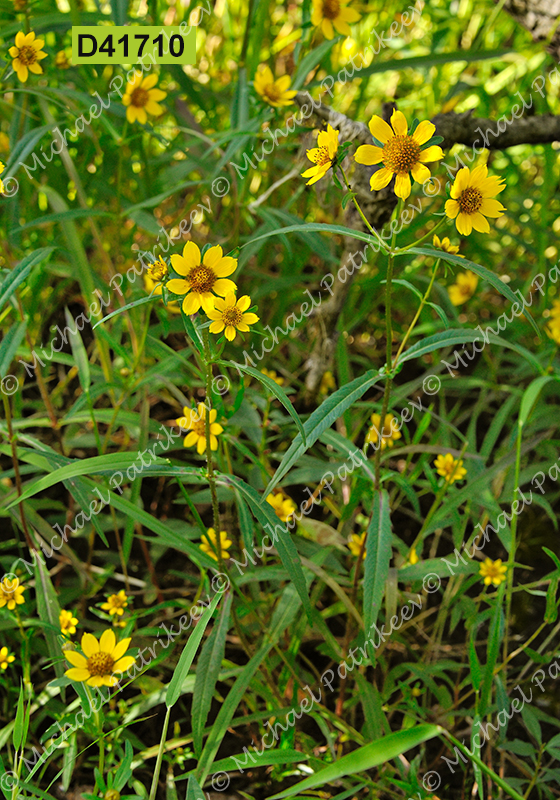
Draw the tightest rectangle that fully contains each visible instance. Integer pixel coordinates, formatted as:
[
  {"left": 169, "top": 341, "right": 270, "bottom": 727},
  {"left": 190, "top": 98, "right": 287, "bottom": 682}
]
[
  {"left": 149, "top": 706, "right": 171, "bottom": 800},
  {"left": 339, "top": 166, "right": 390, "bottom": 253},
  {"left": 202, "top": 328, "right": 223, "bottom": 568},
  {"left": 394, "top": 259, "right": 440, "bottom": 365},
  {"left": 395, "top": 214, "right": 447, "bottom": 253}
]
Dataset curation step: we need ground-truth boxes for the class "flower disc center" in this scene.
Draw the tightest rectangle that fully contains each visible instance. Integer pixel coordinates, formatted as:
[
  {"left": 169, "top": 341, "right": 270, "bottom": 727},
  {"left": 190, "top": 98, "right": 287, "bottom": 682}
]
[
  {"left": 188, "top": 265, "right": 216, "bottom": 293},
  {"left": 87, "top": 652, "right": 115, "bottom": 676},
  {"left": 130, "top": 88, "right": 149, "bottom": 108},
  {"left": 459, "top": 187, "right": 483, "bottom": 214},
  {"left": 222, "top": 308, "right": 243, "bottom": 327},
  {"left": 18, "top": 46, "right": 38, "bottom": 66},
  {"left": 192, "top": 419, "right": 207, "bottom": 437},
  {"left": 322, "top": 0, "right": 341, "bottom": 18},
  {"left": 383, "top": 135, "right": 421, "bottom": 173},
  {"left": 314, "top": 145, "right": 332, "bottom": 167},
  {"left": 264, "top": 85, "right": 281, "bottom": 103}
]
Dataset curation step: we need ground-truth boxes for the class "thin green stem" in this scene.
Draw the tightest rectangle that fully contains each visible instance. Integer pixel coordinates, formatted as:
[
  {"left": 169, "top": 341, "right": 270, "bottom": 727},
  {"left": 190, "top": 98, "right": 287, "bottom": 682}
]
[
  {"left": 339, "top": 166, "right": 390, "bottom": 253},
  {"left": 502, "top": 423, "right": 523, "bottom": 691},
  {"left": 441, "top": 730, "right": 525, "bottom": 800},
  {"left": 394, "top": 259, "right": 440, "bottom": 365},
  {"left": 202, "top": 328, "right": 223, "bottom": 569},
  {"left": 149, "top": 706, "right": 171, "bottom": 800},
  {"left": 395, "top": 215, "right": 447, "bottom": 253}
]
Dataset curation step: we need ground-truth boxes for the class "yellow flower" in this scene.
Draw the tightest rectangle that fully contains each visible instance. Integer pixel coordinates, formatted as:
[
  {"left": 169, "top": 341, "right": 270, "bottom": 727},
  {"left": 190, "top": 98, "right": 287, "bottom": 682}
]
[
  {"left": 9, "top": 31, "right": 48, "bottom": 83},
  {"left": 348, "top": 532, "right": 366, "bottom": 557},
  {"left": 59, "top": 609, "right": 78, "bottom": 635},
  {"left": 168, "top": 242, "right": 238, "bottom": 315},
  {"left": 267, "top": 492, "right": 297, "bottom": 521},
  {"left": 200, "top": 528, "right": 232, "bottom": 561},
  {"left": 433, "top": 234, "right": 463, "bottom": 257},
  {"left": 148, "top": 257, "right": 168, "bottom": 283},
  {"left": 0, "top": 134, "right": 9, "bottom": 154},
  {"left": 55, "top": 50, "right": 71, "bottom": 69},
  {"left": 122, "top": 73, "right": 167, "bottom": 125},
  {"left": 301, "top": 124, "right": 339, "bottom": 185},
  {"left": 261, "top": 368, "right": 284, "bottom": 386},
  {"left": 319, "top": 370, "right": 336, "bottom": 394},
  {"left": 101, "top": 590, "right": 129, "bottom": 617},
  {"left": 479, "top": 557, "right": 507, "bottom": 587},
  {"left": 206, "top": 293, "right": 259, "bottom": 341},
  {"left": 0, "top": 646, "right": 15, "bottom": 670},
  {"left": 254, "top": 65, "right": 297, "bottom": 108},
  {"left": 448, "top": 271, "right": 479, "bottom": 306},
  {"left": 365, "top": 413, "right": 402, "bottom": 451},
  {"left": 547, "top": 320, "right": 560, "bottom": 346},
  {"left": 144, "top": 272, "right": 180, "bottom": 313},
  {"left": 0, "top": 162, "right": 5, "bottom": 195},
  {"left": 355, "top": 110, "right": 444, "bottom": 200},
  {"left": 311, "top": 0, "right": 361, "bottom": 39},
  {"left": 548, "top": 300, "right": 560, "bottom": 321},
  {"left": 445, "top": 165, "right": 506, "bottom": 236},
  {"left": 64, "top": 629, "right": 136, "bottom": 687},
  {"left": 434, "top": 453, "right": 467, "bottom": 484},
  {"left": 176, "top": 403, "right": 224, "bottom": 454},
  {"left": 0, "top": 577, "right": 25, "bottom": 610},
  {"left": 409, "top": 547, "right": 419, "bottom": 565}
]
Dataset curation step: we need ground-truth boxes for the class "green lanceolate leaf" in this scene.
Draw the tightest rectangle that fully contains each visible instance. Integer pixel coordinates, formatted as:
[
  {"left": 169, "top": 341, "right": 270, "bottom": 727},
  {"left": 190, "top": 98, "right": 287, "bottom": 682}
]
[
  {"left": 363, "top": 490, "right": 393, "bottom": 635},
  {"left": 267, "top": 724, "right": 442, "bottom": 799},
  {"left": 0, "top": 247, "right": 54, "bottom": 313},
  {"left": 264, "top": 369, "right": 383, "bottom": 496},
  {"left": 219, "top": 360, "right": 306, "bottom": 443},
  {"left": 34, "top": 557, "right": 65, "bottom": 682}
]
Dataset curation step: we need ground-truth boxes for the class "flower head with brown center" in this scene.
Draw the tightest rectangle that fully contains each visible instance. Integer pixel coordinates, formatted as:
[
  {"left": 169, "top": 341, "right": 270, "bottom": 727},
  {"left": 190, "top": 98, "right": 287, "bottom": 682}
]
[
  {"left": 433, "top": 234, "right": 463, "bottom": 257},
  {"left": 365, "top": 413, "right": 402, "bottom": 451},
  {"left": 254, "top": 65, "right": 297, "bottom": 108},
  {"left": 267, "top": 492, "right": 297, "bottom": 522},
  {"left": 64, "top": 630, "right": 136, "bottom": 687},
  {"left": 9, "top": 31, "right": 47, "bottom": 82},
  {"left": 122, "top": 74, "right": 167, "bottom": 125},
  {"left": 348, "top": 532, "right": 366, "bottom": 557},
  {"left": 479, "top": 557, "right": 507, "bottom": 587},
  {"left": 0, "top": 577, "right": 25, "bottom": 610},
  {"left": 355, "top": 110, "right": 444, "bottom": 200},
  {"left": 434, "top": 453, "right": 467, "bottom": 484},
  {"left": 167, "top": 242, "right": 238, "bottom": 315},
  {"left": 206, "top": 293, "right": 259, "bottom": 341},
  {"left": 0, "top": 646, "right": 15, "bottom": 670},
  {"left": 448, "top": 271, "right": 478, "bottom": 306},
  {"left": 176, "top": 403, "right": 224, "bottom": 454},
  {"left": 60, "top": 609, "right": 79, "bottom": 636},
  {"left": 200, "top": 528, "right": 232, "bottom": 561},
  {"left": 301, "top": 124, "right": 339, "bottom": 186},
  {"left": 445, "top": 165, "right": 506, "bottom": 235},
  {"left": 311, "top": 0, "right": 361, "bottom": 39},
  {"left": 101, "top": 590, "right": 129, "bottom": 617}
]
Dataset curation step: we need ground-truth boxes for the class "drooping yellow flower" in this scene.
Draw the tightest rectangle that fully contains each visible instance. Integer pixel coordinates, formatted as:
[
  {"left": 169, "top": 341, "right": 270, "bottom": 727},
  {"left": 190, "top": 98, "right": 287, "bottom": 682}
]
[
  {"left": 433, "top": 234, "right": 463, "bottom": 257},
  {"left": 261, "top": 368, "right": 284, "bottom": 386},
  {"left": 479, "top": 557, "right": 507, "bottom": 587},
  {"left": 101, "top": 590, "right": 129, "bottom": 617},
  {"left": 122, "top": 73, "right": 167, "bottom": 125},
  {"left": 355, "top": 110, "right": 444, "bottom": 200},
  {"left": 0, "top": 646, "right": 15, "bottom": 670},
  {"left": 445, "top": 165, "right": 506, "bottom": 236},
  {"left": 0, "top": 577, "right": 25, "bottom": 610},
  {"left": 59, "top": 610, "right": 79, "bottom": 636},
  {"left": 254, "top": 65, "right": 297, "bottom": 108},
  {"left": 55, "top": 50, "right": 71, "bottom": 69},
  {"left": 448, "top": 271, "right": 479, "bottom": 306},
  {"left": 200, "top": 528, "right": 232, "bottom": 561},
  {"left": 206, "top": 293, "right": 259, "bottom": 341},
  {"left": 301, "top": 124, "right": 339, "bottom": 186},
  {"left": 311, "top": 0, "right": 361, "bottom": 39},
  {"left": 64, "top": 630, "right": 136, "bottom": 687},
  {"left": 319, "top": 370, "right": 336, "bottom": 395},
  {"left": 168, "top": 243, "right": 238, "bottom": 315},
  {"left": 9, "top": 31, "right": 48, "bottom": 82},
  {"left": 365, "top": 413, "right": 401, "bottom": 451},
  {"left": 408, "top": 547, "right": 419, "bottom": 565},
  {"left": 267, "top": 492, "right": 297, "bottom": 521},
  {"left": 0, "top": 163, "right": 5, "bottom": 195},
  {"left": 434, "top": 453, "right": 467, "bottom": 484},
  {"left": 148, "top": 257, "right": 168, "bottom": 283},
  {"left": 348, "top": 531, "right": 366, "bottom": 557},
  {"left": 176, "top": 403, "right": 224, "bottom": 454},
  {"left": 144, "top": 269, "right": 180, "bottom": 313}
]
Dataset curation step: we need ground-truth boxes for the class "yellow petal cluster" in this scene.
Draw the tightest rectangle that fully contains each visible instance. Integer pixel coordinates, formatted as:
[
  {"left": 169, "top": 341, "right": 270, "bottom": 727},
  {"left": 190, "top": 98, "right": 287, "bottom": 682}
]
[
  {"left": 254, "top": 66, "right": 297, "bottom": 108},
  {"left": 200, "top": 528, "right": 232, "bottom": 561},
  {"left": 445, "top": 165, "right": 506, "bottom": 235},
  {"left": 65, "top": 630, "right": 135, "bottom": 687},
  {"left": 122, "top": 74, "right": 167, "bottom": 125},
  {"left": 479, "top": 557, "right": 507, "bottom": 587},
  {"left": 176, "top": 403, "right": 224, "bottom": 454},
  {"left": 434, "top": 453, "right": 467, "bottom": 484},
  {"left": 9, "top": 31, "right": 47, "bottom": 82}
]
